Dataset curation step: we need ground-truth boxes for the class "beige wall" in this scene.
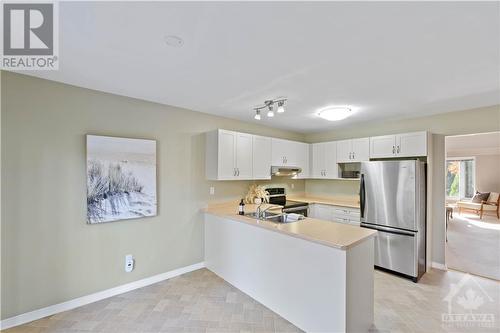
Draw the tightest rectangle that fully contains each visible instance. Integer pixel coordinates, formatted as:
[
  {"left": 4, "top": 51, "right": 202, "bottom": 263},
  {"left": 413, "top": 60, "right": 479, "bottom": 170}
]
[
  {"left": 303, "top": 105, "right": 500, "bottom": 268},
  {"left": 475, "top": 155, "right": 500, "bottom": 193},
  {"left": 0, "top": 72, "right": 306, "bottom": 320}
]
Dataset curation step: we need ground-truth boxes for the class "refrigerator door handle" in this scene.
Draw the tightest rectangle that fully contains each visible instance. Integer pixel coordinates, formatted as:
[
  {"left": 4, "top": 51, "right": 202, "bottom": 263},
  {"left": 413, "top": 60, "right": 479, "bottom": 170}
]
[
  {"left": 360, "top": 223, "right": 416, "bottom": 237},
  {"left": 359, "top": 174, "right": 366, "bottom": 219}
]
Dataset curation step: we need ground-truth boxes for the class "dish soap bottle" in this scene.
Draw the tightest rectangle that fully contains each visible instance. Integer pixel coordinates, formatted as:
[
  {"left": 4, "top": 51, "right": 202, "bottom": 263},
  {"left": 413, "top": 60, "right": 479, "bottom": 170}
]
[{"left": 238, "top": 199, "right": 245, "bottom": 215}]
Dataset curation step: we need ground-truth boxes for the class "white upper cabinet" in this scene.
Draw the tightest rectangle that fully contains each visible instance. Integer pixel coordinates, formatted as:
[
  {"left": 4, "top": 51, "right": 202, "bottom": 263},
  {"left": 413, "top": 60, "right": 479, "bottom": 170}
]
[
  {"left": 311, "top": 143, "right": 326, "bottom": 178},
  {"left": 236, "top": 132, "right": 253, "bottom": 179},
  {"left": 336, "top": 138, "right": 370, "bottom": 163},
  {"left": 271, "top": 138, "right": 298, "bottom": 167},
  {"left": 336, "top": 140, "right": 351, "bottom": 163},
  {"left": 352, "top": 138, "right": 370, "bottom": 162},
  {"left": 216, "top": 130, "right": 237, "bottom": 180},
  {"left": 206, "top": 129, "right": 253, "bottom": 180},
  {"left": 397, "top": 131, "right": 427, "bottom": 157},
  {"left": 369, "top": 135, "right": 397, "bottom": 158},
  {"left": 252, "top": 135, "right": 272, "bottom": 180},
  {"left": 295, "top": 142, "right": 310, "bottom": 179},
  {"left": 207, "top": 129, "right": 428, "bottom": 181},
  {"left": 311, "top": 141, "right": 338, "bottom": 178},
  {"left": 369, "top": 131, "right": 427, "bottom": 158}
]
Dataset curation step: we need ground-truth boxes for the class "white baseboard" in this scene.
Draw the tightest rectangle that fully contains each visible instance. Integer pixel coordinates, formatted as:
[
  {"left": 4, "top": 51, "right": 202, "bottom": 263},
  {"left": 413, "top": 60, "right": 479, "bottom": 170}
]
[
  {"left": 0, "top": 262, "right": 205, "bottom": 330},
  {"left": 431, "top": 261, "right": 447, "bottom": 270}
]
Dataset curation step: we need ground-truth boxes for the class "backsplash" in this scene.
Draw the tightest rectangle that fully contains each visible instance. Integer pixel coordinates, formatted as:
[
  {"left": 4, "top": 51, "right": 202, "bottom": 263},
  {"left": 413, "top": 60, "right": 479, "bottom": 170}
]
[
  {"left": 305, "top": 179, "right": 360, "bottom": 198},
  {"left": 204, "top": 176, "right": 306, "bottom": 204}
]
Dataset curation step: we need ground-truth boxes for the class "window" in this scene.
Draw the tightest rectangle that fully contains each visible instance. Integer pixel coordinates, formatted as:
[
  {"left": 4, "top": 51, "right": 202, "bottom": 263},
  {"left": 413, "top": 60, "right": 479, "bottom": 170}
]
[{"left": 446, "top": 158, "right": 475, "bottom": 199}]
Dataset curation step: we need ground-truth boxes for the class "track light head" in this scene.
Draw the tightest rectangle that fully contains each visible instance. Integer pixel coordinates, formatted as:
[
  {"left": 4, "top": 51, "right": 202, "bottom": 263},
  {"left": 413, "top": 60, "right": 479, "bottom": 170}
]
[
  {"left": 277, "top": 100, "right": 285, "bottom": 113},
  {"left": 254, "top": 109, "right": 261, "bottom": 120}
]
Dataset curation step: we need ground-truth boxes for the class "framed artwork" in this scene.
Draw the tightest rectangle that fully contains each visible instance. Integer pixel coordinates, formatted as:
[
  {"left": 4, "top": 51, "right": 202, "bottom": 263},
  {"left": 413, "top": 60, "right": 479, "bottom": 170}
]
[{"left": 86, "top": 135, "right": 157, "bottom": 224}]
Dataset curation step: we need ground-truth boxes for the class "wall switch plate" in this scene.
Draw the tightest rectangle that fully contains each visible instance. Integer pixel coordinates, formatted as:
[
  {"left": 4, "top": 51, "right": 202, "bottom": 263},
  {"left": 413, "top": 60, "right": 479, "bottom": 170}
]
[
  {"left": 209, "top": 186, "right": 215, "bottom": 195},
  {"left": 125, "top": 255, "right": 134, "bottom": 272}
]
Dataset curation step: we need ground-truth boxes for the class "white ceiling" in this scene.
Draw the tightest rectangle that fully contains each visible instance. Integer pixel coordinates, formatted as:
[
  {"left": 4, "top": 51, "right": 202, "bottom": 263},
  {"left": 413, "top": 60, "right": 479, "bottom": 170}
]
[{"left": 22, "top": 2, "right": 500, "bottom": 133}]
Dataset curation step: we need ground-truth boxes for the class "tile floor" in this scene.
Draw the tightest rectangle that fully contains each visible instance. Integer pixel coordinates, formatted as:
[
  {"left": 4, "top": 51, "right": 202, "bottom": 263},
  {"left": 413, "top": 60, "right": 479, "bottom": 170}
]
[{"left": 4, "top": 267, "right": 500, "bottom": 333}]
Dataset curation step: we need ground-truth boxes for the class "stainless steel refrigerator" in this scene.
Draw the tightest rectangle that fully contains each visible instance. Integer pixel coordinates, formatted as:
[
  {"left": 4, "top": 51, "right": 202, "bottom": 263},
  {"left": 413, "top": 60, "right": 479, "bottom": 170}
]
[{"left": 359, "top": 160, "right": 426, "bottom": 282}]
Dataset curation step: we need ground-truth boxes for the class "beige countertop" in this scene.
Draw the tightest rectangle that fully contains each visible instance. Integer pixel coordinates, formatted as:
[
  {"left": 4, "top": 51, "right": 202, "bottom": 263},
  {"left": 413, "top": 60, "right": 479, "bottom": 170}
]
[
  {"left": 203, "top": 202, "right": 376, "bottom": 250},
  {"left": 288, "top": 195, "right": 360, "bottom": 209}
]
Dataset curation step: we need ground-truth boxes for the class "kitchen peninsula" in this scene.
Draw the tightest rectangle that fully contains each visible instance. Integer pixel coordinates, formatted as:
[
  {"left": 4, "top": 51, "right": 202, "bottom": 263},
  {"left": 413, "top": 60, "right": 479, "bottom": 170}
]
[{"left": 204, "top": 202, "right": 377, "bottom": 333}]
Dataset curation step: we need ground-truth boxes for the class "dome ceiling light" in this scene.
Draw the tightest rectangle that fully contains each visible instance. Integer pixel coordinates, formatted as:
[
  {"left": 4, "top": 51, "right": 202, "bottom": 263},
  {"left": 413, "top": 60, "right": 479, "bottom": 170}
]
[
  {"left": 317, "top": 106, "right": 353, "bottom": 121},
  {"left": 253, "top": 98, "right": 287, "bottom": 120}
]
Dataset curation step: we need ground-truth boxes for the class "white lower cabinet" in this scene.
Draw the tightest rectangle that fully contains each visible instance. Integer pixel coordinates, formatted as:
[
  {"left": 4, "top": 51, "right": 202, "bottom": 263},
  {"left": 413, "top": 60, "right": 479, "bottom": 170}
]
[{"left": 309, "top": 203, "right": 360, "bottom": 226}]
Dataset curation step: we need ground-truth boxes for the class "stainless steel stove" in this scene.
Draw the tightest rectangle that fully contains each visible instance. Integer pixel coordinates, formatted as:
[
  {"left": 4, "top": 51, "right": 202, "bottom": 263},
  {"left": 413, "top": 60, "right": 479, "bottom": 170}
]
[{"left": 267, "top": 188, "right": 309, "bottom": 216}]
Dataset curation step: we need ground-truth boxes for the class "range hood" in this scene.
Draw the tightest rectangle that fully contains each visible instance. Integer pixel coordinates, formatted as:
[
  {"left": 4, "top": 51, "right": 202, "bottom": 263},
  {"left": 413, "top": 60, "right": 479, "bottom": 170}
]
[{"left": 271, "top": 166, "right": 302, "bottom": 177}]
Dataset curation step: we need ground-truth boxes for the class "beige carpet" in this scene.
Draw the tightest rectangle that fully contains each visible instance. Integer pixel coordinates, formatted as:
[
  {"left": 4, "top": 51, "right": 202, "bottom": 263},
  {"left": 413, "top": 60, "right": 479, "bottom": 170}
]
[{"left": 446, "top": 211, "right": 500, "bottom": 280}]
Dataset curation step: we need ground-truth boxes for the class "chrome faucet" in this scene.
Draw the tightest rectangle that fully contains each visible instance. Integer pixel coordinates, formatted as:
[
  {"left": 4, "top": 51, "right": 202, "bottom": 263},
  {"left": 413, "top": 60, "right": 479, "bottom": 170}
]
[{"left": 256, "top": 202, "right": 273, "bottom": 219}]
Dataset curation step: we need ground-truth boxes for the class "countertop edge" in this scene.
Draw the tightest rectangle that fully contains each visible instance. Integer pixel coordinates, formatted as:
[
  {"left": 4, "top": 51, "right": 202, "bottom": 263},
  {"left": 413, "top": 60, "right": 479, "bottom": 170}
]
[{"left": 203, "top": 210, "right": 376, "bottom": 251}]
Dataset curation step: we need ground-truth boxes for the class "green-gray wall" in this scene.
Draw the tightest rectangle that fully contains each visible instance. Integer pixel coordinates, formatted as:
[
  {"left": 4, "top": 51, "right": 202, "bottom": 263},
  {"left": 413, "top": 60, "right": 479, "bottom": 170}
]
[{"left": 0, "top": 72, "right": 306, "bottom": 320}]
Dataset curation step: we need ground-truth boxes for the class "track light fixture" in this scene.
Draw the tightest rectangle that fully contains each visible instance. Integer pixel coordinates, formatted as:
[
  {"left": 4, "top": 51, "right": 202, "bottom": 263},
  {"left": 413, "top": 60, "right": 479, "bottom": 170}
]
[{"left": 253, "top": 97, "right": 287, "bottom": 120}]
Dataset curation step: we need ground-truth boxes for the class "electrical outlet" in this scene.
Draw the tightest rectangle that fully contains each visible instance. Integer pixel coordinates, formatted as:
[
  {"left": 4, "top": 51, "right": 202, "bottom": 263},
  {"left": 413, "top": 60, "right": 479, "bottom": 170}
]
[
  {"left": 291, "top": 183, "right": 295, "bottom": 189},
  {"left": 125, "top": 255, "right": 134, "bottom": 272},
  {"left": 209, "top": 186, "right": 215, "bottom": 195}
]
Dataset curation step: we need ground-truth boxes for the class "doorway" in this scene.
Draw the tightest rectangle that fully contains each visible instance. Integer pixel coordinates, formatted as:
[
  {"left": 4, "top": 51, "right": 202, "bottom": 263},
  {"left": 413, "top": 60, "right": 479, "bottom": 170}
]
[{"left": 444, "top": 132, "right": 500, "bottom": 280}]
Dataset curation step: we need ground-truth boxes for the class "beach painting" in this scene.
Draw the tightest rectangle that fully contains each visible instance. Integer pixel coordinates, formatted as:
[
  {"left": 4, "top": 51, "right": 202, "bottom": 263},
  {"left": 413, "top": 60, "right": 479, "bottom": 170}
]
[{"left": 86, "top": 135, "right": 157, "bottom": 224}]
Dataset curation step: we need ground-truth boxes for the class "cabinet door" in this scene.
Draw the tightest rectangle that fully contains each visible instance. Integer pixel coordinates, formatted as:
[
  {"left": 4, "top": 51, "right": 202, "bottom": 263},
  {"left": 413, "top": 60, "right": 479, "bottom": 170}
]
[
  {"left": 235, "top": 132, "right": 253, "bottom": 179},
  {"left": 351, "top": 138, "right": 370, "bottom": 162},
  {"left": 336, "top": 140, "right": 352, "bottom": 163},
  {"left": 370, "top": 135, "right": 396, "bottom": 158},
  {"left": 296, "top": 143, "right": 310, "bottom": 179},
  {"left": 397, "top": 132, "right": 427, "bottom": 157},
  {"left": 271, "top": 138, "right": 287, "bottom": 166},
  {"left": 285, "top": 141, "right": 299, "bottom": 166},
  {"left": 324, "top": 141, "right": 338, "bottom": 179},
  {"left": 311, "top": 143, "right": 326, "bottom": 178},
  {"left": 312, "top": 204, "right": 333, "bottom": 220},
  {"left": 252, "top": 135, "right": 271, "bottom": 180},
  {"left": 218, "top": 130, "right": 236, "bottom": 179}
]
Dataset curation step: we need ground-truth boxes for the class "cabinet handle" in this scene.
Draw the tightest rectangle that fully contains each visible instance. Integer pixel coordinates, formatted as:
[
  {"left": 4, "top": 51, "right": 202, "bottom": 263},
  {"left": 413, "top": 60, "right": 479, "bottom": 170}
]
[
  {"left": 392, "top": 146, "right": 395, "bottom": 154},
  {"left": 237, "top": 168, "right": 239, "bottom": 176},
  {"left": 397, "top": 146, "right": 400, "bottom": 154},
  {"left": 234, "top": 168, "right": 236, "bottom": 176},
  {"left": 353, "top": 152, "right": 355, "bottom": 160}
]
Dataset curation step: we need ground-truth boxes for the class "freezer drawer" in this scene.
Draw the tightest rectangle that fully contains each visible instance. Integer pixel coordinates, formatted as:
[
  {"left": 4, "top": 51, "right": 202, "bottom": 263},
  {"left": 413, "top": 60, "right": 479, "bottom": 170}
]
[{"left": 362, "top": 223, "right": 417, "bottom": 277}]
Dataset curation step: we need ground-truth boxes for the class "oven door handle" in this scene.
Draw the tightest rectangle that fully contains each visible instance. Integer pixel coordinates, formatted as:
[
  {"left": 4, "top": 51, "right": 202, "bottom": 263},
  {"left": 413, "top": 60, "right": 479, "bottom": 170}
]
[{"left": 283, "top": 206, "right": 309, "bottom": 213}]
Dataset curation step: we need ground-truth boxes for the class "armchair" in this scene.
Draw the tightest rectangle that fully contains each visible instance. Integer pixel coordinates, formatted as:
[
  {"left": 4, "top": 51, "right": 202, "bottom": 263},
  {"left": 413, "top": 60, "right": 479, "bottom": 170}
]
[{"left": 457, "top": 192, "right": 499, "bottom": 219}]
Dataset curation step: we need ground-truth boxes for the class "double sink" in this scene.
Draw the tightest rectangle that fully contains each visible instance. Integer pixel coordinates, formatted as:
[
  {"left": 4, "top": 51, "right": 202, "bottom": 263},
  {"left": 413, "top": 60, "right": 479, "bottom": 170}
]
[{"left": 245, "top": 211, "right": 305, "bottom": 224}]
